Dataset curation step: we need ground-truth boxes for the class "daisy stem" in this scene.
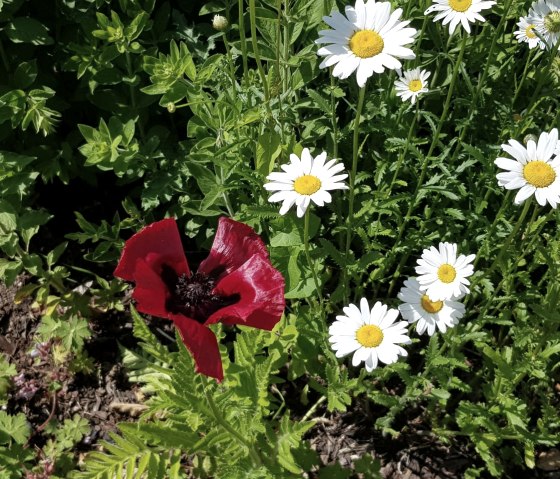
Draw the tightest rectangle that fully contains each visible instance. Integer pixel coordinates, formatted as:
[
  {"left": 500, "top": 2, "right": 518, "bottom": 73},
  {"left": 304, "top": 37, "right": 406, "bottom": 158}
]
[
  {"left": 525, "top": 37, "right": 560, "bottom": 118},
  {"left": 238, "top": 0, "right": 249, "bottom": 85},
  {"left": 202, "top": 384, "right": 263, "bottom": 467},
  {"left": 512, "top": 48, "right": 536, "bottom": 107},
  {"left": 387, "top": 33, "right": 468, "bottom": 296},
  {"left": 484, "top": 199, "right": 532, "bottom": 281},
  {"left": 472, "top": 191, "right": 513, "bottom": 271},
  {"left": 304, "top": 209, "right": 323, "bottom": 306},
  {"left": 448, "top": 0, "right": 513, "bottom": 163},
  {"left": 343, "top": 85, "right": 367, "bottom": 302},
  {"left": 221, "top": 28, "right": 237, "bottom": 88},
  {"left": 249, "top": 0, "right": 270, "bottom": 103},
  {"left": 388, "top": 102, "right": 420, "bottom": 194}
]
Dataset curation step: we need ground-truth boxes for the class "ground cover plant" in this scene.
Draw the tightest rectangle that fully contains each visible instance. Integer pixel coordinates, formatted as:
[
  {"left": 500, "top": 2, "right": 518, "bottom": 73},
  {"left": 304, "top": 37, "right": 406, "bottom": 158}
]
[{"left": 0, "top": 0, "right": 560, "bottom": 477}]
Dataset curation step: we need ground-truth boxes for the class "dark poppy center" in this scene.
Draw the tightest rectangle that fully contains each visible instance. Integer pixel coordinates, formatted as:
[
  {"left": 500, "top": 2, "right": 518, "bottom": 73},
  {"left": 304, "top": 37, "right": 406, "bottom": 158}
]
[{"left": 166, "top": 270, "right": 238, "bottom": 323}]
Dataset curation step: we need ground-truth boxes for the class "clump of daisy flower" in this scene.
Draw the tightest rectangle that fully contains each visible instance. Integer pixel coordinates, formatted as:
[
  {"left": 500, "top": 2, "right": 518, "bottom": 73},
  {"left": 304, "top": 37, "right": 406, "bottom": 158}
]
[
  {"left": 530, "top": 0, "right": 560, "bottom": 49},
  {"left": 515, "top": 16, "right": 546, "bottom": 49},
  {"left": 495, "top": 128, "right": 560, "bottom": 208},
  {"left": 329, "top": 298, "right": 410, "bottom": 372},
  {"left": 315, "top": 0, "right": 417, "bottom": 88},
  {"left": 415, "top": 242, "right": 475, "bottom": 302},
  {"left": 425, "top": 0, "right": 496, "bottom": 35},
  {"left": 394, "top": 68, "right": 430, "bottom": 105},
  {"left": 398, "top": 278, "right": 465, "bottom": 336},
  {"left": 264, "top": 148, "right": 348, "bottom": 217}
]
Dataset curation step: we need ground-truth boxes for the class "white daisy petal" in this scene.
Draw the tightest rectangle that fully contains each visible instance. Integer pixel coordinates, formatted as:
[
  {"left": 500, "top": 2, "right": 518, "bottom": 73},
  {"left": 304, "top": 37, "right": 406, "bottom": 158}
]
[
  {"left": 329, "top": 297, "right": 409, "bottom": 372},
  {"left": 398, "top": 278, "right": 466, "bottom": 336},
  {"left": 425, "top": 0, "right": 496, "bottom": 34},
  {"left": 415, "top": 242, "right": 475, "bottom": 301},
  {"left": 264, "top": 150, "right": 348, "bottom": 216},
  {"left": 317, "top": 1, "right": 417, "bottom": 87},
  {"left": 496, "top": 129, "right": 560, "bottom": 209}
]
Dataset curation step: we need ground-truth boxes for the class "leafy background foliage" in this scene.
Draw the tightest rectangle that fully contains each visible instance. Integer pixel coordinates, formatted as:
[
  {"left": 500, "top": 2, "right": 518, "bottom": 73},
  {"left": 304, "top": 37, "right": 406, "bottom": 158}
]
[{"left": 0, "top": 0, "right": 559, "bottom": 477}]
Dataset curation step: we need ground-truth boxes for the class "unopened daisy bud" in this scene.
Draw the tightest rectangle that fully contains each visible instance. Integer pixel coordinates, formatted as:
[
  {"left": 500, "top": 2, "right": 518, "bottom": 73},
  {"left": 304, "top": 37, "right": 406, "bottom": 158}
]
[
  {"left": 166, "top": 102, "right": 176, "bottom": 113},
  {"left": 212, "top": 14, "right": 229, "bottom": 32},
  {"left": 544, "top": 11, "right": 560, "bottom": 34},
  {"left": 524, "top": 134, "right": 538, "bottom": 145}
]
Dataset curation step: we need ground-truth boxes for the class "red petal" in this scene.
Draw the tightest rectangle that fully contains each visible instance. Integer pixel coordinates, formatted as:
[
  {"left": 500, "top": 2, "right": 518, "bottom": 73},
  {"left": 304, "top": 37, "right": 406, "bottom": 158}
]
[
  {"left": 206, "top": 254, "right": 285, "bottom": 330},
  {"left": 171, "top": 313, "right": 224, "bottom": 381},
  {"left": 130, "top": 259, "right": 170, "bottom": 319},
  {"left": 114, "top": 218, "right": 190, "bottom": 281},
  {"left": 198, "top": 217, "right": 269, "bottom": 278}
]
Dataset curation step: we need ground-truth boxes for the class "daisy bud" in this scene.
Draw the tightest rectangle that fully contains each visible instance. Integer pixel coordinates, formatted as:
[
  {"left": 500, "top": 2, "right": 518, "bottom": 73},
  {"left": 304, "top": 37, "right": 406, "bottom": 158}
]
[
  {"left": 524, "top": 134, "right": 538, "bottom": 145},
  {"left": 212, "top": 14, "right": 229, "bottom": 32},
  {"left": 544, "top": 11, "right": 560, "bottom": 34},
  {"left": 166, "top": 102, "right": 176, "bottom": 113}
]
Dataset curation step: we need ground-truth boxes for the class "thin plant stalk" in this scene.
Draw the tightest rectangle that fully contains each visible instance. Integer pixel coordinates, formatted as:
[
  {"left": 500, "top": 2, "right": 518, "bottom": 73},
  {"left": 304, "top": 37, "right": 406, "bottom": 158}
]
[
  {"left": 447, "top": 0, "right": 514, "bottom": 163},
  {"left": 343, "top": 85, "right": 367, "bottom": 302},
  {"left": 386, "top": 33, "right": 469, "bottom": 296},
  {"left": 238, "top": 0, "right": 249, "bottom": 83},
  {"left": 248, "top": 0, "right": 270, "bottom": 102},
  {"left": 304, "top": 209, "right": 323, "bottom": 306}
]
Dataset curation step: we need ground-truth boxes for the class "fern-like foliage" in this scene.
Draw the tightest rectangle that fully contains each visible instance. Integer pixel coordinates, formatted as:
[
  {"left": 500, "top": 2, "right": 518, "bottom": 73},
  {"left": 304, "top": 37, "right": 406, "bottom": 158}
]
[{"left": 76, "top": 308, "right": 318, "bottom": 478}]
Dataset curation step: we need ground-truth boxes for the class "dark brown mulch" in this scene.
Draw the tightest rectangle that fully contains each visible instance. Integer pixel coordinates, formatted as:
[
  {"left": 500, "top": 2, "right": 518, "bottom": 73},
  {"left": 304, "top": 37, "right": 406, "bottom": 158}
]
[{"left": 0, "top": 278, "right": 139, "bottom": 451}]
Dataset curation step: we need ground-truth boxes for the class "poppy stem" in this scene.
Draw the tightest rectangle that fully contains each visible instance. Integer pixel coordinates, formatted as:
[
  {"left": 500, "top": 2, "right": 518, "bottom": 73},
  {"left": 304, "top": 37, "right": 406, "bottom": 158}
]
[
  {"left": 304, "top": 209, "right": 323, "bottom": 306},
  {"left": 202, "top": 384, "right": 264, "bottom": 467}
]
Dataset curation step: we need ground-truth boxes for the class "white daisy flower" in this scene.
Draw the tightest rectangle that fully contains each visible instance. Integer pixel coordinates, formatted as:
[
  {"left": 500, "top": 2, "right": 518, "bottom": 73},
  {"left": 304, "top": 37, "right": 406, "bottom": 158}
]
[
  {"left": 514, "top": 16, "right": 546, "bottom": 49},
  {"left": 394, "top": 68, "right": 430, "bottom": 105},
  {"left": 315, "top": 0, "right": 417, "bottom": 88},
  {"left": 264, "top": 148, "right": 348, "bottom": 218},
  {"left": 398, "top": 278, "right": 465, "bottom": 336},
  {"left": 415, "top": 242, "right": 475, "bottom": 302},
  {"left": 530, "top": 0, "right": 560, "bottom": 49},
  {"left": 425, "top": 0, "right": 496, "bottom": 35},
  {"left": 329, "top": 298, "right": 410, "bottom": 372},
  {"left": 495, "top": 128, "right": 560, "bottom": 208}
]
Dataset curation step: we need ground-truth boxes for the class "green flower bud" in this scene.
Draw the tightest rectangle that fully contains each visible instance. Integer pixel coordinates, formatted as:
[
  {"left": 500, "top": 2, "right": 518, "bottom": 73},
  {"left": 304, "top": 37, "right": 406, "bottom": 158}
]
[{"left": 212, "top": 14, "right": 229, "bottom": 32}]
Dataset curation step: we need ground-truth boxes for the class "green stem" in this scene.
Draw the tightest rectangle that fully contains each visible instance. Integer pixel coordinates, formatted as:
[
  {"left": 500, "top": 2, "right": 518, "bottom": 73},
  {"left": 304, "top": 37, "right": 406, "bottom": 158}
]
[
  {"left": 0, "top": 39, "right": 10, "bottom": 72},
  {"left": 386, "top": 33, "right": 468, "bottom": 297},
  {"left": 125, "top": 51, "right": 145, "bottom": 141},
  {"left": 238, "top": 0, "right": 249, "bottom": 84},
  {"left": 300, "top": 395, "right": 326, "bottom": 423},
  {"left": 343, "top": 85, "right": 367, "bottom": 302},
  {"left": 447, "top": 0, "right": 513, "bottom": 163},
  {"left": 222, "top": 33, "right": 237, "bottom": 87},
  {"left": 203, "top": 386, "right": 263, "bottom": 467},
  {"left": 524, "top": 37, "right": 560, "bottom": 117},
  {"left": 248, "top": 0, "right": 270, "bottom": 102},
  {"left": 304, "top": 209, "right": 323, "bottom": 305},
  {"left": 512, "top": 48, "right": 536, "bottom": 106},
  {"left": 388, "top": 102, "right": 419, "bottom": 193},
  {"left": 484, "top": 199, "right": 532, "bottom": 278}
]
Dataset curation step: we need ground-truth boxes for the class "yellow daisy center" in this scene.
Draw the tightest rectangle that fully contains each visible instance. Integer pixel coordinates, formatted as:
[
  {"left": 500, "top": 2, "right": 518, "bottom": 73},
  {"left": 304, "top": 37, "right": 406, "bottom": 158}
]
[
  {"left": 525, "top": 24, "right": 537, "bottom": 39},
  {"left": 544, "top": 11, "right": 560, "bottom": 34},
  {"left": 420, "top": 295, "right": 444, "bottom": 314},
  {"left": 449, "top": 0, "right": 472, "bottom": 12},
  {"left": 349, "top": 30, "right": 384, "bottom": 58},
  {"left": 523, "top": 161, "right": 556, "bottom": 188},
  {"left": 293, "top": 175, "right": 322, "bottom": 195},
  {"left": 356, "top": 324, "right": 384, "bottom": 348},
  {"left": 408, "top": 79, "right": 423, "bottom": 92},
  {"left": 437, "top": 264, "right": 457, "bottom": 283}
]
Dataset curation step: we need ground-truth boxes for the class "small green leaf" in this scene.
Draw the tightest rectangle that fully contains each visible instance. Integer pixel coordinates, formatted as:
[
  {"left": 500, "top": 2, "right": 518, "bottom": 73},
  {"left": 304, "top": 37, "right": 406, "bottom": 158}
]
[{"left": 5, "top": 18, "right": 54, "bottom": 45}]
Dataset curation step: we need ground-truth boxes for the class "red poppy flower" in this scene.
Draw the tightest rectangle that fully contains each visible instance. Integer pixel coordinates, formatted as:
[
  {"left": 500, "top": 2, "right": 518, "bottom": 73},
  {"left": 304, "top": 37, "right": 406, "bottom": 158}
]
[{"left": 114, "top": 217, "right": 285, "bottom": 381}]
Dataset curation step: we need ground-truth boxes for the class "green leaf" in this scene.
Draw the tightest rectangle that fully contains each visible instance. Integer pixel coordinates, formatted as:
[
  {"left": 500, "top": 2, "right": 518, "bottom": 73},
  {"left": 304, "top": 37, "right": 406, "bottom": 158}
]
[
  {"left": 5, "top": 18, "right": 54, "bottom": 45},
  {"left": 0, "top": 412, "right": 31, "bottom": 445}
]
